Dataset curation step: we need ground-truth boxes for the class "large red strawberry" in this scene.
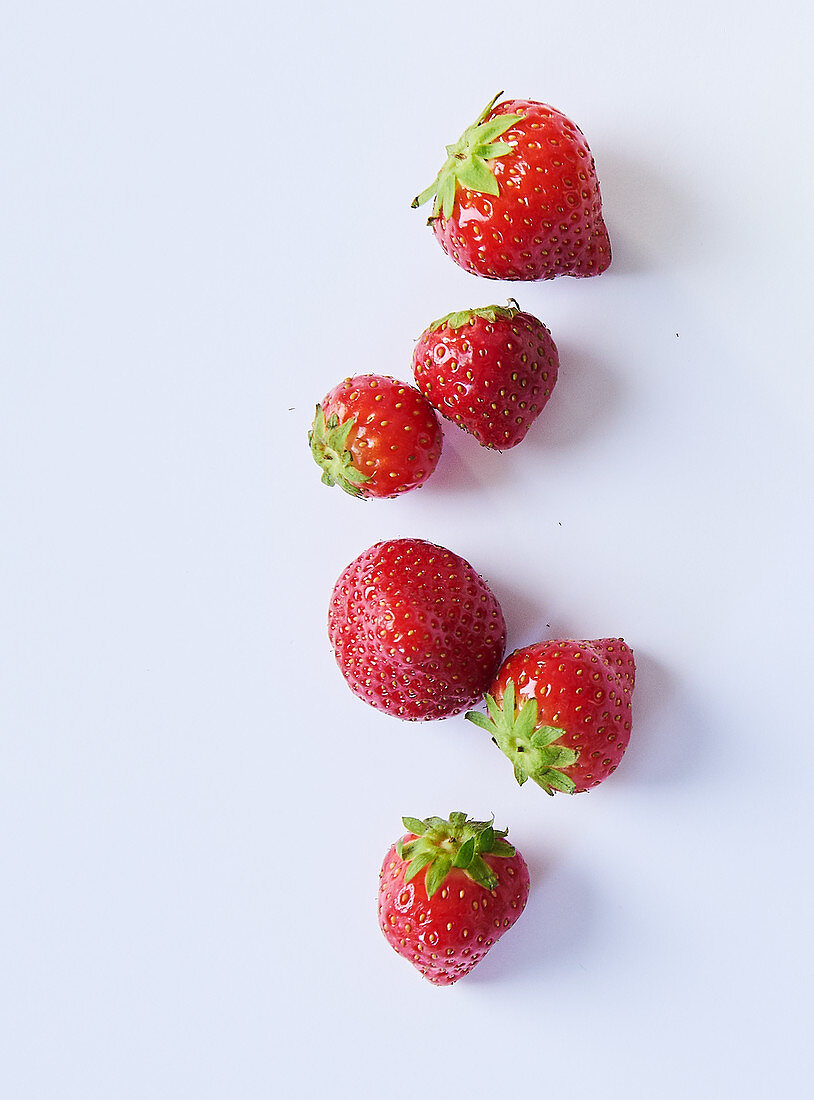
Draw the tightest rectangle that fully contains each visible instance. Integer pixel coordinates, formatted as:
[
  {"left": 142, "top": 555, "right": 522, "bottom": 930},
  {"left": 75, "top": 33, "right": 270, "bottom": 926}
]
[
  {"left": 412, "top": 93, "right": 611, "bottom": 281},
  {"left": 309, "top": 375, "right": 443, "bottom": 498},
  {"left": 412, "top": 302, "right": 559, "bottom": 449},
  {"left": 378, "top": 812, "right": 530, "bottom": 985},
  {"left": 467, "top": 638, "right": 635, "bottom": 793},
  {"left": 328, "top": 538, "right": 506, "bottom": 720}
]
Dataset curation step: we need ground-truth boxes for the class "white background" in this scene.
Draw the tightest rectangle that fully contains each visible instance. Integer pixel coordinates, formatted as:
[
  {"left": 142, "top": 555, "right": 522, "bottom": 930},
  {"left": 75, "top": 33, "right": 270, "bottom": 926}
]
[{"left": 2, "top": 1, "right": 813, "bottom": 1097}]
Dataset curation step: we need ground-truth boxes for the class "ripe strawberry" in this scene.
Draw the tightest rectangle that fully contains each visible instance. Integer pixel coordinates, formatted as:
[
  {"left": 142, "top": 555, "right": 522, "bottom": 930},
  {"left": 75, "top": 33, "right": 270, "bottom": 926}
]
[
  {"left": 378, "top": 812, "right": 530, "bottom": 985},
  {"left": 412, "top": 93, "right": 611, "bottom": 281},
  {"left": 328, "top": 538, "right": 506, "bottom": 720},
  {"left": 412, "top": 302, "right": 559, "bottom": 449},
  {"left": 467, "top": 638, "right": 635, "bottom": 793},
  {"left": 309, "top": 375, "right": 443, "bottom": 499}
]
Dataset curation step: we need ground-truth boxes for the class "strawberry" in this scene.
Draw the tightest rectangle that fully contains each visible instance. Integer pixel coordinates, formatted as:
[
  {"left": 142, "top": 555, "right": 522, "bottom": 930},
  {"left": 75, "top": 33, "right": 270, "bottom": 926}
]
[
  {"left": 467, "top": 638, "right": 635, "bottom": 793},
  {"left": 378, "top": 812, "right": 530, "bottom": 985},
  {"left": 412, "top": 92, "right": 611, "bottom": 281},
  {"left": 328, "top": 538, "right": 506, "bottom": 720},
  {"left": 412, "top": 302, "right": 559, "bottom": 449},
  {"left": 309, "top": 375, "right": 443, "bottom": 499}
]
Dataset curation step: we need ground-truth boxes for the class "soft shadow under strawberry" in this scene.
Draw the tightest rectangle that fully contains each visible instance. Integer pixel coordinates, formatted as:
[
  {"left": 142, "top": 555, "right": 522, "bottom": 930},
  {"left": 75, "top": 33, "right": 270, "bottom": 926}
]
[
  {"left": 594, "top": 147, "right": 699, "bottom": 276},
  {"left": 519, "top": 337, "right": 624, "bottom": 454},
  {"left": 612, "top": 649, "right": 715, "bottom": 788},
  {"left": 463, "top": 853, "right": 596, "bottom": 986},
  {"left": 429, "top": 425, "right": 516, "bottom": 498}
]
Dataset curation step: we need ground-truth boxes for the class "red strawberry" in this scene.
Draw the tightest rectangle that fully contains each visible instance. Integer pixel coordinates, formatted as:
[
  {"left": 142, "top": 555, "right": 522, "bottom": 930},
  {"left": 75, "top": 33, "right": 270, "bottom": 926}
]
[
  {"left": 467, "top": 638, "right": 635, "bottom": 793},
  {"left": 328, "top": 538, "right": 506, "bottom": 721},
  {"left": 412, "top": 93, "right": 611, "bottom": 281},
  {"left": 309, "top": 375, "right": 443, "bottom": 499},
  {"left": 378, "top": 812, "right": 530, "bottom": 985},
  {"left": 412, "top": 302, "right": 559, "bottom": 449}
]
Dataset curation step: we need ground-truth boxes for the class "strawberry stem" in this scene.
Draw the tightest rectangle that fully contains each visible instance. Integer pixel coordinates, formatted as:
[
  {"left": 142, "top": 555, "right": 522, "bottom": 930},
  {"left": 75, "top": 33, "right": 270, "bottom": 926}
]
[
  {"left": 466, "top": 681, "right": 577, "bottom": 795},
  {"left": 308, "top": 404, "right": 371, "bottom": 498},
  {"left": 411, "top": 93, "right": 522, "bottom": 222},
  {"left": 427, "top": 302, "right": 522, "bottom": 332},
  {"left": 398, "top": 812, "right": 515, "bottom": 896}
]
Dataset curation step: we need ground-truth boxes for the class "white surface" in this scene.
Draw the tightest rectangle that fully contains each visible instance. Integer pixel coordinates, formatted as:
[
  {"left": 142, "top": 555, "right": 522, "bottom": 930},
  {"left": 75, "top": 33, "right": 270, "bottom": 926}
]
[{"left": 1, "top": 2, "right": 813, "bottom": 1097}]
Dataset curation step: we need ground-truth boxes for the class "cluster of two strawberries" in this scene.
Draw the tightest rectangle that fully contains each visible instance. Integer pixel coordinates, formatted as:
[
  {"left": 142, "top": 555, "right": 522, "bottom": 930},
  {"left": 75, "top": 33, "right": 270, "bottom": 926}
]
[
  {"left": 309, "top": 301, "right": 558, "bottom": 500},
  {"left": 310, "top": 95, "right": 635, "bottom": 986}
]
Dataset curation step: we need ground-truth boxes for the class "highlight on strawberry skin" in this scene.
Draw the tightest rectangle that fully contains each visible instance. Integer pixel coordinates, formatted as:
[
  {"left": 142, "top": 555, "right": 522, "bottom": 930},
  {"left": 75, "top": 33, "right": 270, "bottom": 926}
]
[
  {"left": 412, "top": 302, "right": 559, "bottom": 449},
  {"left": 412, "top": 92, "right": 611, "bottom": 281},
  {"left": 308, "top": 375, "right": 443, "bottom": 499},
  {"left": 378, "top": 812, "right": 530, "bottom": 985},
  {"left": 466, "top": 638, "right": 635, "bottom": 793}
]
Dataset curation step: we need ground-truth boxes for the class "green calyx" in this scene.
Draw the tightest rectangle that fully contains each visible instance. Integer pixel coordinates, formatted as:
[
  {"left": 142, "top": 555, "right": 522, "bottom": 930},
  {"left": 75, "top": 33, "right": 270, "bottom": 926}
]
[
  {"left": 428, "top": 300, "right": 521, "bottom": 333},
  {"left": 412, "top": 92, "right": 522, "bottom": 222},
  {"left": 308, "top": 404, "right": 370, "bottom": 499},
  {"left": 466, "top": 681, "right": 577, "bottom": 796},
  {"left": 396, "top": 812, "right": 515, "bottom": 897}
]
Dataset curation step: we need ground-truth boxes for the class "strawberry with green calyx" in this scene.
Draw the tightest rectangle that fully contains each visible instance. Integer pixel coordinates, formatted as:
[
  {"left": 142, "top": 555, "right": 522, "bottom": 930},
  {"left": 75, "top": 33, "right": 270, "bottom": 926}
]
[
  {"left": 308, "top": 375, "right": 442, "bottom": 499},
  {"left": 466, "top": 638, "right": 635, "bottom": 794},
  {"left": 378, "top": 812, "right": 530, "bottom": 985},
  {"left": 412, "top": 301, "right": 559, "bottom": 449},
  {"left": 412, "top": 92, "right": 611, "bottom": 281}
]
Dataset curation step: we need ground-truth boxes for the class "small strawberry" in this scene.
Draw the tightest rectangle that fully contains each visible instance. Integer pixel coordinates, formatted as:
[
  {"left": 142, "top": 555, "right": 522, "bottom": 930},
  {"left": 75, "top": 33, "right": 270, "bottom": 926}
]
[
  {"left": 378, "top": 812, "right": 530, "bottom": 985},
  {"left": 328, "top": 538, "right": 506, "bottom": 720},
  {"left": 412, "top": 93, "right": 610, "bottom": 281},
  {"left": 467, "top": 638, "right": 635, "bottom": 793},
  {"left": 412, "top": 302, "right": 559, "bottom": 449},
  {"left": 309, "top": 375, "right": 443, "bottom": 499}
]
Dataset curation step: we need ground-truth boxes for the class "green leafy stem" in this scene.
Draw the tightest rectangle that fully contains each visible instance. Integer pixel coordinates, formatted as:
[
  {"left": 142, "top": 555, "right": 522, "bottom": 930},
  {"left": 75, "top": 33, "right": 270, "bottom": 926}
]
[
  {"left": 396, "top": 812, "right": 515, "bottom": 897},
  {"left": 466, "top": 681, "right": 577, "bottom": 796},
  {"left": 428, "top": 301, "right": 522, "bottom": 332},
  {"left": 308, "top": 404, "right": 370, "bottom": 499},
  {"left": 411, "top": 92, "right": 522, "bottom": 221}
]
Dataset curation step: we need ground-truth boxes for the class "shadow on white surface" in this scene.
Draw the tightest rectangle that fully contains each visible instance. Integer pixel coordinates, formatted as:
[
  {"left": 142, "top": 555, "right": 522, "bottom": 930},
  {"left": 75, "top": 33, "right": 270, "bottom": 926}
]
[
  {"left": 429, "top": 424, "right": 514, "bottom": 497},
  {"left": 598, "top": 148, "right": 700, "bottom": 275},
  {"left": 524, "top": 336, "right": 625, "bottom": 452},
  {"left": 487, "top": 573, "right": 571, "bottom": 653},
  {"left": 464, "top": 853, "right": 595, "bottom": 986},
  {"left": 614, "top": 648, "right": 712, "bottom": 788}
]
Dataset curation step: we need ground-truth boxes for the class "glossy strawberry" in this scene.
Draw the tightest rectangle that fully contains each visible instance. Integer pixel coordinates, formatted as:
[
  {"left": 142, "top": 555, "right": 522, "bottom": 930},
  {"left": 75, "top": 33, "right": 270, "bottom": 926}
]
[
  {"left": 467, "top": 638, "right": 635, "bottom": 793},
  {"left": 309, "top": 375, "right": 442, "bottom": 499},
  {"left": 413, "top": 93, "right": 611, "bottom": 281},
  {"left": 412, "top": 302, "right": 559, "bottom": 449},
  {"left": 378, "top": 812, "right": 530, "bottom": 985},
  {"left": 328, "top": 538, "right": 506, "bottom": 721}
]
